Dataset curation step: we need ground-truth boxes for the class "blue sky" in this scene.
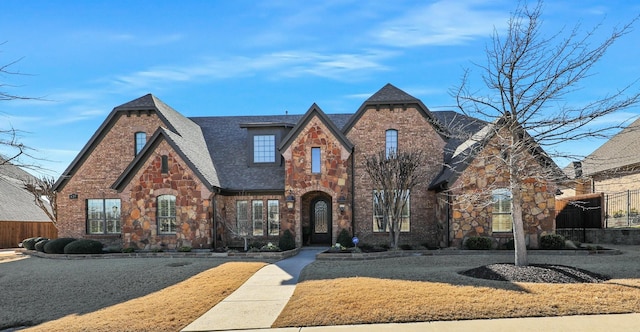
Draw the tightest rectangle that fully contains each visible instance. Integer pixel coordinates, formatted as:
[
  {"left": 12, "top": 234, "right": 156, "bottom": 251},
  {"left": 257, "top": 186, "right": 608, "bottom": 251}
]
[{"left": 1, "top": 0, "right": 639, "bottom": 177}]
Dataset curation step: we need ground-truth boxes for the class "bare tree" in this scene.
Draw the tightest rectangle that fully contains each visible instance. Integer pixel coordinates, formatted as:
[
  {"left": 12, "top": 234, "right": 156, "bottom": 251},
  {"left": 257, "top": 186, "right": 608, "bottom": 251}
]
[
  {"left": 364, "top": 150, "right": 430, "bottom": 250},
  {"left": 23, "top": 175, "right": 57, "bottom": 227},
  {"left": 453, "top": 1, "right": 640, "bottom": 266},
  {"left": 1, "top": 45, "right": 42, "bottom": 169}
]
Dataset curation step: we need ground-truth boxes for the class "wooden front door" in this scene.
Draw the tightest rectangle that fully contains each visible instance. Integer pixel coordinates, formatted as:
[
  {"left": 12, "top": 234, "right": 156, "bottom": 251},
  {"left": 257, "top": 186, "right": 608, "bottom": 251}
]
[{"left": 311, "top": 198, "right": 332, "bottom": 244}]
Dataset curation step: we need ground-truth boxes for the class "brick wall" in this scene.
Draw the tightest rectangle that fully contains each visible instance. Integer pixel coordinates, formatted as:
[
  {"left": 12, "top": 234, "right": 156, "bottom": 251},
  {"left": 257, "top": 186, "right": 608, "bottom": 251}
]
[
  {"left": 118, "top": 140, "right": 213, "bottom": 250},
  {"left": 593, "top": 171, "right": 640, "bottom": 194},
  {"left": 56, "top": 111, "right": 164, "bottom": 244},
  {"left": 346, "top": 105, "right": 446, "bottom": 247}
]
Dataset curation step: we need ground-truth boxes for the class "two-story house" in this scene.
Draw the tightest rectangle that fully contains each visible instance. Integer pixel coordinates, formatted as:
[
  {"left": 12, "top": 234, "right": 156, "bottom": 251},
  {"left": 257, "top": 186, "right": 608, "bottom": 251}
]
[{"left": 52, "top": 84, "right": 558, "bottom": 250}]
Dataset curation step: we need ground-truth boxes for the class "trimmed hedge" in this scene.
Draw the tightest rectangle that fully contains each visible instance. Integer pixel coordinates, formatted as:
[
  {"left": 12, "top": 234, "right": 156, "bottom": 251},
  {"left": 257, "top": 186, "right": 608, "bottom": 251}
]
[
  {"left": 63, "top": 239, "right": 103, "bottom": 254},
  {"left": 278, "top": 229, "right": 296, "bottom": 251},
  {"left": 540, "top": 234, "right": 565, "bottom": 250},
  {"left": 22, "top": 237, "right": 47, "bottom": 250},
  {"left": 34, "top": 239, "right": 49, "bottom": 252},
  {"left": 44, "top": 238, "right": 77, "bottom": 254},
  {"left": 465, "top": 236, "right": 493, "bottom": 250}
]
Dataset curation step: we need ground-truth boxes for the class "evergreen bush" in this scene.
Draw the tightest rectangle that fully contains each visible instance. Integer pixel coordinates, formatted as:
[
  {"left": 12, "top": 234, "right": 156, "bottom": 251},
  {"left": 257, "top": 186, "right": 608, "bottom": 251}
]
[
  {"left": 278, "top": 229, "right": 296, "bottom": 251},
  {"left": 465, "top": 236, "right": 493, "bottom": 250},
  {"left": 34, "top": 239, "right": 49, "bottom": 252},
  {"left": 63, "top": 239, "right": 103, "bottom": 254},
  {"left": 22, "top": 237, "right": 47, "bottom": 250},
  {"left": 44, "top": 238, "right": 77, "bottom": 254},
  {"left": 336, "top": 229, "right": 354, "bottom": 247},
  {"left": 540, "top": 234, "right": 565, "bottom": 250}
]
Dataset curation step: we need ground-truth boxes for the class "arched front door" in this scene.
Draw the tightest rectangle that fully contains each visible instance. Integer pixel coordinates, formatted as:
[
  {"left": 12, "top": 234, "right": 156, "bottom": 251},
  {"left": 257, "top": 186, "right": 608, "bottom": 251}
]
[{"left": 310, "top": 198, "right": 332, "bottom": 244}]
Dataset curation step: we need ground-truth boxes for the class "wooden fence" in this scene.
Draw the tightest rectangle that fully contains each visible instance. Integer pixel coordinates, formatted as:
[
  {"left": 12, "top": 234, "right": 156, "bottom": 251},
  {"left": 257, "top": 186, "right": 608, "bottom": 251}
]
[{"left": 0, "top": 221, "right": 57, "bottom": 248}]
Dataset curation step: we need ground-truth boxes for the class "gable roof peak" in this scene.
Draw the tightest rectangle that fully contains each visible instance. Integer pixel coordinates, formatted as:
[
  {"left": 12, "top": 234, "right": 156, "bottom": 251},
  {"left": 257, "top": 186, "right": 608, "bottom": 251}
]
[
  {"left": 366, "top": 83, "right": 419, "bottom": 103},
  {"left": 113, "top": 93, "right": 157, "bottom": 110}
]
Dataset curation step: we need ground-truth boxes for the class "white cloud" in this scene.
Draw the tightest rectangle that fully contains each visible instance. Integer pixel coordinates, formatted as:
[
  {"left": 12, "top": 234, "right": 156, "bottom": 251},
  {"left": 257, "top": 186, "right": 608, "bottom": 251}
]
[
  {"left": 373, "top": 0, "right": 509, "bottom": 47},
  {"left": 111, "top": 49, "right": 395, "bottom": 90}
]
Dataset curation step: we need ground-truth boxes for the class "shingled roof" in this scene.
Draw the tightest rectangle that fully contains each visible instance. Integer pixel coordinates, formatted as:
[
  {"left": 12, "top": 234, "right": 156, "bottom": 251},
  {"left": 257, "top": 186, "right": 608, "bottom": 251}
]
[
  {"left": 577, "top": 117, "right": 640, "bottom": 177},
  {"left": 191, "top": 113, "right": 353, "bottom": 192},
  {"left": 0, "top": 159, "right": 50, "bottom": 222}
]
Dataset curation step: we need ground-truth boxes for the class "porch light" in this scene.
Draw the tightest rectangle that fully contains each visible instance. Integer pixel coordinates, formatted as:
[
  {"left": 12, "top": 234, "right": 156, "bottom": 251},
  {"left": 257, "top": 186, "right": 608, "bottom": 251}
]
[
  {"left": 338, "top": 195, "right": 347, "bottom": 213},
  {"left": 286, "top": 191, "right": 296, "bottom": 211}
]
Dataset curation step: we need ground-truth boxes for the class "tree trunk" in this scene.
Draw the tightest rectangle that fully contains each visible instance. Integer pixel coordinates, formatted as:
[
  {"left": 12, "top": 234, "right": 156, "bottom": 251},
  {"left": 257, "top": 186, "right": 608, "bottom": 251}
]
[{"left": 510, "top": 168, "right": 529, "bottom": 266}]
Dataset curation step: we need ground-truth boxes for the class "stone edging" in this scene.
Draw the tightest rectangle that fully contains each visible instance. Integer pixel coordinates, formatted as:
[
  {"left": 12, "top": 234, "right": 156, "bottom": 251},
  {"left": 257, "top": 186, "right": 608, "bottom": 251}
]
[
  {"left": 315, "top": 248, "right": 622, "bottom": 261},
  {"left": 21, "top": 248, "right": 300, "bottom": 260}
]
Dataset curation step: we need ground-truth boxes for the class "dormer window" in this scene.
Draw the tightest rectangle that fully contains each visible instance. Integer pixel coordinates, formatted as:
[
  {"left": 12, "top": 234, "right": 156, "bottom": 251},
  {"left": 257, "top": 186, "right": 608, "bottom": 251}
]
[
  {"left": 254, "top": 134, "right": 276, "bottom": 163},
  {"left": 135, "top": 132, "right": 146, "bottom": 156}
]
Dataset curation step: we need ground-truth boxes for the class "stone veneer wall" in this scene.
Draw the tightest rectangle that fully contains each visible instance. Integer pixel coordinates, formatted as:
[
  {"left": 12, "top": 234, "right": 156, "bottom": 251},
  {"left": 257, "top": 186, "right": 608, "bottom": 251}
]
[
  {"left": 448, "top": 136, "right": 556, "bottom": 248},
  {"left": 119, "top": 140, "right": 213, "bottom": 250},
  {"left": 282, "top": 116, "right": 351, "bottom": 246},
  {"left": 56, "top": 112, "right": 164, "bottom": 245},
  {"left": 346, "top": 105, "right": 446, "bottom": 247}
]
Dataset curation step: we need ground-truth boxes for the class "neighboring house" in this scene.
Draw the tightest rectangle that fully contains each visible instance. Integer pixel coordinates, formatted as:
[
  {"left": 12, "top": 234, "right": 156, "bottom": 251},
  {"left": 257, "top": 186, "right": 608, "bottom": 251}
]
[
  {"left": 0, "top": 159, "right": 57, "bottom": 248},
  {"left": 568, "top": 117, "right": 640, "bottom": 195},
  {"left": 52, "top": 84, "right": 559, "bottom": 250}
]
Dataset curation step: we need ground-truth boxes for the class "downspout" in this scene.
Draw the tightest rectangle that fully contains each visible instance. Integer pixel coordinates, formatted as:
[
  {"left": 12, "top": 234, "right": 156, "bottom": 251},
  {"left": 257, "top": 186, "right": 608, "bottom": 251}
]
[
  {"left": 211, "top": 192, "right": 217, "bottom": 250},
  {"left": 351, "top": 147, "right": 356, "bottom": 238},
  {"left": 446, "top": 192, "right": 451, "bottom": 248}
]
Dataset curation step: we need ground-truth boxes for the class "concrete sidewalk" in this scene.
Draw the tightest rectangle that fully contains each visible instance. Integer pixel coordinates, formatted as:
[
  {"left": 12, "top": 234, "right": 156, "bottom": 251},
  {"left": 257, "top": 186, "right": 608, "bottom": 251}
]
[
  {"left": 183, "top": 246, "right": 640, "bottom": 332},
  {"left": 202, "top": 313, "right": 640, "bottom": 332},
  {"left": 182, "top": 247, "right": 326, "bottom": 332}
]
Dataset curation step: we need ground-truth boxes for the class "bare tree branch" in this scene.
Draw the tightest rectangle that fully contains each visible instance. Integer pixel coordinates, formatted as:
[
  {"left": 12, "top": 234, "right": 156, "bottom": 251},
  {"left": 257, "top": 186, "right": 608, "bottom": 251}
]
[{"left": 451, "top": 1, "right": 640, "bottom": 266}]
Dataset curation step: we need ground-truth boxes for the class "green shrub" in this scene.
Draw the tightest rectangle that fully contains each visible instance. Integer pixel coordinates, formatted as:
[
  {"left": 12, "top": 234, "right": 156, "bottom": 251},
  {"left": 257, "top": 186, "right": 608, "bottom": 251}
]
[
  {"left": 399, "top": 244, "right": 413, "bottom": 250},
  {"left": 249, "top": 241, "right": 266, "bottom": 250},
  {"left": 278, "top": 229, "right": 296, "bottom": 251},
  {"left": 336, "top": 229, "right": 354, "bottom": 248},
  {"left": 540, "top": 234, "right": 565, "bottom": 250},
  {"left": 63, "top": 239, "right": 103, "bottom": 254},
  {"left": 22, "top": 237, "right": 47, "bottom": 250},
  {"left": 502, "top": 239, "right": 515, "bottom": 250},
  {"left": 177, "top": 246, "right": 192, "bottom": 252},
  {"left": 260, "top": 242, "right": 281, "bottom": 252},
  {"left": 465, "top": 236, "right": 493, "bottom": 250},
  {"left": 34, "top": 239, "right": 49, "bottom": 252},
  {"left": 122, "top": 247, "right": 135, "bottom": 253},
  {"left": 44, "top": 238, "right": 77, "bottom": 254}
]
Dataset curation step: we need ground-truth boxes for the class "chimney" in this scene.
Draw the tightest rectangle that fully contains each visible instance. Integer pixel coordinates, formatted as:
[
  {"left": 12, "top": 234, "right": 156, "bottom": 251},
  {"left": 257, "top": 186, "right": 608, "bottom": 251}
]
[{"left": 573, "top": 161, "right": 583, "bottom": 178}]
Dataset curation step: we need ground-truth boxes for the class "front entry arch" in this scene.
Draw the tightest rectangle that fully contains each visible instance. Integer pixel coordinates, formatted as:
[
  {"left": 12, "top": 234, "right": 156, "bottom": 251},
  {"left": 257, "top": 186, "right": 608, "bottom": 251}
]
[{"left": 310, "top": 197, "right": 332, "bottom": 245}]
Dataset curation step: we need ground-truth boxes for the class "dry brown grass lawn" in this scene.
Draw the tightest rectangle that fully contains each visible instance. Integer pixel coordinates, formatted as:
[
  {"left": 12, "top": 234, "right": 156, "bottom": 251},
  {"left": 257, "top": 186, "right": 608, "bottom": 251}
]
[
  {"left": 273, "top": 252, "right": 640, "bottom": 328},
  {"left": 23, "top": 262, "right": 266, "bottom": 332}
]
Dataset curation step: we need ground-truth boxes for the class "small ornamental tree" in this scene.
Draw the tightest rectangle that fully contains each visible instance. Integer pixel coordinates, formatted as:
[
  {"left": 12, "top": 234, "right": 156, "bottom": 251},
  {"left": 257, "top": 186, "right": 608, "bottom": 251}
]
[{"left": 364, "top": 150, "right": 430, "bottom": 250}]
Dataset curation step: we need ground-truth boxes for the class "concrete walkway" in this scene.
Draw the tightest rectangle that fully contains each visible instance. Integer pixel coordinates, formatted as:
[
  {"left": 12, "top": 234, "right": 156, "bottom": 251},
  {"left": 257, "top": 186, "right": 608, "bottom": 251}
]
[
  {"left": 182, "top": 245, "right": 640, "bottom": 332},
  {"left": 182, "top": 247, "right": 326, "bottom": 332},
  {"left": 194, "top": 313, "right": 640, "bottom": 332}
]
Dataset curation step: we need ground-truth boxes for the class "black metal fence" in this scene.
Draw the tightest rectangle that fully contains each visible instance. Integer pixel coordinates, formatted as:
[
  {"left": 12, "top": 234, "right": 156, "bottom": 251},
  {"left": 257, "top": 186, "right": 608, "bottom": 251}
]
[{"left": 604, "top": 189, "right": 640, "bottom": 228}]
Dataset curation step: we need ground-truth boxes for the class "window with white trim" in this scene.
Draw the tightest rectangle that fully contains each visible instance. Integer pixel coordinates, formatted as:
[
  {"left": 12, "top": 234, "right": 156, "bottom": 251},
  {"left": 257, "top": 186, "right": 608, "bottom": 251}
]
[
  {"left": 135, "top": 132, "right": 146, "bottom": 155},
  {"left": 158, "top": 195, "right": 177, "bottom": 234},
  {"left": 386, "top": 129, "right": 398, "bottom": 158},
  {"left": 268, "top": 200, "right": 280, "bottom": 236},
  {"left": 236, "top": 200, "right": 249, "bottom": 236},
  {"left": 372, "top": 190, "right": 410, "bottom": 232},
  {"left": 252, "top": 200, "right": 264, "bottom": 236},
  {"left": 492, "top": 188, "right": 513, "bottom": 232},
  {"left": 253, "top": 135, "right": 276, "bottom": 163},
  {"left": 87, "top": 199, "right": 121, "bottom": 234}
]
